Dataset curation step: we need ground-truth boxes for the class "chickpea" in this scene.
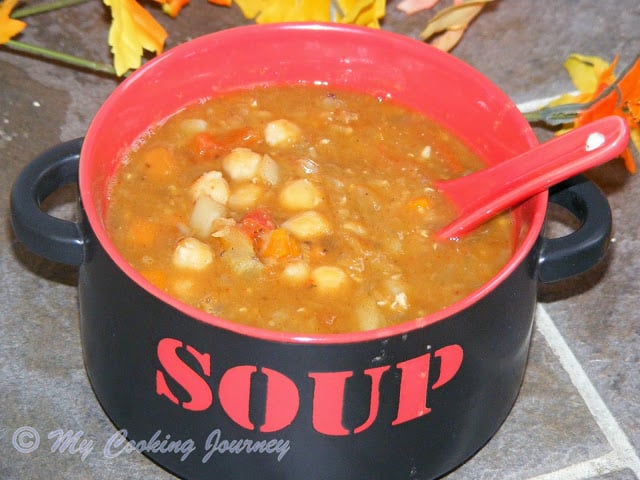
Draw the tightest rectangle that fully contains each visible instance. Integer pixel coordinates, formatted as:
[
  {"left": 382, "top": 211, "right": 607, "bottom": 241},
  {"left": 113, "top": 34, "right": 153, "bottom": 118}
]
[
  {"left": 281, "top": 260, "right": 311, "bottom": 286},
  {"left": 222, "top": 147, "right": 262, "bottom": 182},
  {"left": 228, "top": 183, "right": 264, "bottom": 211},
  {"left": 311, "top": 266, "right": 349, "bottom": 293},
  {"left": 172, "top": 237, "right": 213, "bottom": 270},
  {"left": 278, "top": 178, "right": 324, "bottom": 210},
  {"left": 190, "top": 170, "right": 230, "bottom": 205},
  {"left": 282, "top": 211, "right": 332, "bottom": 240},
  {"left": 264, "top": 119, "right": 302, "bottom": 146},
  {"left": 180, "top": 118, "right": 208, "bottom": 135}
]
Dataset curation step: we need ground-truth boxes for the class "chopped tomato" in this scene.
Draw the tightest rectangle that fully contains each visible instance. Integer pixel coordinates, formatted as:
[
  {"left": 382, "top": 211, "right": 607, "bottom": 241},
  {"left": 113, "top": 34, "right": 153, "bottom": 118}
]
[{"left": 239, "top": 207, "right": 277, "bottom": 244}]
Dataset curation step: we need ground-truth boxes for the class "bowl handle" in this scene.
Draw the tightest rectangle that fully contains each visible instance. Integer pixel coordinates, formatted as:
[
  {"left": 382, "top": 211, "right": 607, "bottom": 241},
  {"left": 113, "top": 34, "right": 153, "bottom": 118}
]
[
  {"left": 537, "top": 174, "right": 612, "bottom": 283},
  {"left": 10, "top": 138, "right": 85, "bottom": 266}
]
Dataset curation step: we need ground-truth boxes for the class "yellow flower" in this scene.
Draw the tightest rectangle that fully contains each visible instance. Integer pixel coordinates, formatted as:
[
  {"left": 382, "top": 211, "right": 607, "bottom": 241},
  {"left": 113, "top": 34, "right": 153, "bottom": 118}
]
[
  {"left": 233, "top": 0, "right": 385, "bottom": 26},
  {"left": 0, "top": 0, "right": 27, "bottom": 44},
  {"left": 548, "top": 54, "right": 617, "bottom": 107},
  {"left": 335, "top": 0, "right": 386, "bottom": 27},
  {"left": 103, "top": 0, "right": 168, "bottom": 76},
  {"left": 234, "top": 0, "right": 331, "bottom": 23}
]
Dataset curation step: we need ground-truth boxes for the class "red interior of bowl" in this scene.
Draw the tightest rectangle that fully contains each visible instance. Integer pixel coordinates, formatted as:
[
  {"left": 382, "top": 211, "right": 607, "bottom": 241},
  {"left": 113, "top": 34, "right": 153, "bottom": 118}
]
[{"left": 80, "top": 23, "right": 545, "bottom": 344}]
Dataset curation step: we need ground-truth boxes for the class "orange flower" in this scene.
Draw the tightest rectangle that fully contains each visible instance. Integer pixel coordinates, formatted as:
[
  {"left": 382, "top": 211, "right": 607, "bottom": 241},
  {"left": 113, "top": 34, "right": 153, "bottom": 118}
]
[
  {"left": 0, "top": 0, "right": 27, "bottom": 44},
  {"left": 560, "top": 55, "right": 640, "bottom": 174},
  {"left": 153, "top": 0, "right": 190, "bottom": 17},
  {"left": 153, "top": 0, "right": 230, "bottom": 17},
  {"left": 103, "top": 0, "right": 168, "bottom": 76}
]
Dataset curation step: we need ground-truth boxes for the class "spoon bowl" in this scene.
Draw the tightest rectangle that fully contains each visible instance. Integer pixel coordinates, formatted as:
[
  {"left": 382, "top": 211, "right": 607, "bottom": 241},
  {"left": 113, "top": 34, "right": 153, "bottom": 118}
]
[{"left": 436, "top": 115, "right": 630, "bottom": 240}]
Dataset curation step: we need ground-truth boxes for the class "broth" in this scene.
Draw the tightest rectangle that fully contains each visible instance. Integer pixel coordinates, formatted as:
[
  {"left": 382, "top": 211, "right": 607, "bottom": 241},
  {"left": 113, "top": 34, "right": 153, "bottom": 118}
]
[{"left": 106, "top": 85, "right": 513, "bottom": 334}]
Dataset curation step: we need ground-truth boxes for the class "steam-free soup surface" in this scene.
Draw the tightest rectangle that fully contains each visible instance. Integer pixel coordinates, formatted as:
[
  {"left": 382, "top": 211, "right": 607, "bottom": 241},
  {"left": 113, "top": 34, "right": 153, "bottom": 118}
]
[{"left": 107, "top": 85, "right": 512, "bottom": 334}]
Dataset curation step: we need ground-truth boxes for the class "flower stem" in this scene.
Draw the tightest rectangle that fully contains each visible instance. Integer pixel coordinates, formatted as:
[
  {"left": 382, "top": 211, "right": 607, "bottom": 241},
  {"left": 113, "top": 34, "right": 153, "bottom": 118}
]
[
  {"left": 523, "top": 105, "right": 579, "bottom": 125},
  {"left": 12, "top": 0, "right": 93, "bottom": 19},
  {"left": 5, "top": 40, "right": 117, "bottom": 75}
]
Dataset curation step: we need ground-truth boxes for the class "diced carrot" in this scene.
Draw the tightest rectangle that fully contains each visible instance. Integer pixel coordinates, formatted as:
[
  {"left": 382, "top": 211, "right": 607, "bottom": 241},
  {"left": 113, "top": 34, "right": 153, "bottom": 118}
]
[
  {"left": 261, "top": 228, "right": 301, "bottom": 260},
  {"left": 189, "top": 129, "right": 258, "bottom": 160},
  {"left": 221, "top": 127, "right": 259, "bottom": 147},
  {"left": 128, "top": 220, "right": 160, "bottom": 247},
  {"left": 142, "top": 146, "right": 175, "bottom": 180},
  {"left": 190, "top": 132, "right": 227, "bottom": 159},
  {"left": 141, "top": 269, "right": 169, "bottom": 290}
]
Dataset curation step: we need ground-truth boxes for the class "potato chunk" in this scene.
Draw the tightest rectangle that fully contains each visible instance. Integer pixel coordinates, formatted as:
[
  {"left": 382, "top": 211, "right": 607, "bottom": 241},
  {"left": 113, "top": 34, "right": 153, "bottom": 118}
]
[
  {"left": 190, "top": 196, "right": 227, "bottom": 238},
  {"left": 257, "top": 154, "right": 280, "bottom": 185},
  {"left": 222, "top": 147, "right": 262, "bottom": 182},
  {"left": 278, "top": 179, "right": 324, "bottom": 210},
  {"left": 282, "top": 211, "right": 332, "bottom": 240},
  {"left": 172, "top": 237, "right": 213, "bottom": 270},
  {"left": 264, "top": 119, "right": 302, "bottom": 146},
  {"left": 355, "top": 297, "right": 385, "bottom": 331},
  {"left": 218, "top": 227, "right": 264, "bottom": 276}
]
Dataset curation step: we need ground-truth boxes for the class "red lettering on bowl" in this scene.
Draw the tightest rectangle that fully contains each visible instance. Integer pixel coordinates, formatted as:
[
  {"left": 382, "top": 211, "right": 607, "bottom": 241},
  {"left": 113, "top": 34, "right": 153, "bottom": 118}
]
[{"left": 155, "top": 338, "right": 464, "bottom": 434}]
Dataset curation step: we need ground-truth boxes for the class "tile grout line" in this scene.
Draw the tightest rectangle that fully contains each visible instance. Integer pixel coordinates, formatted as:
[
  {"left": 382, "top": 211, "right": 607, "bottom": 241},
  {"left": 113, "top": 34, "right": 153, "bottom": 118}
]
[
  {"left": 526, "top": 304, "right": 640, "bottom": 479},
  {"left": 524, "top": 451, "right": 623, "bottom": 480}
]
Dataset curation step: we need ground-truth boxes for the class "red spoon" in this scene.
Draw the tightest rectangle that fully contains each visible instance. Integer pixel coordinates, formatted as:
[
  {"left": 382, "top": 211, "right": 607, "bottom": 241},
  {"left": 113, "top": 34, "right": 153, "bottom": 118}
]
[{"left": 435, "top": 115, "right": 630, "bottom": 240}]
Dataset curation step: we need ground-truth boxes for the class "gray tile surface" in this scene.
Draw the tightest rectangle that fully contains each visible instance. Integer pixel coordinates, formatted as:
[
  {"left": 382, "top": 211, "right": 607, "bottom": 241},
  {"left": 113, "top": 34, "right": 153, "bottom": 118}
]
[{"left": 1, "top": 0, "right": 639, "bottom": 479}]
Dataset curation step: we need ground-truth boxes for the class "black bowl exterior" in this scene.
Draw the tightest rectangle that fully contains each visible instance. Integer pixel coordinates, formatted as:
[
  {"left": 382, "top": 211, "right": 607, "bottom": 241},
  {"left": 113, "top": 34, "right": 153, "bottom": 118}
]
[
  {"left": 11, "top": 134, "right": 612, "bottom": 480},
  {"left": 79, "top": 214, "right": 539, "bottom": 480}
]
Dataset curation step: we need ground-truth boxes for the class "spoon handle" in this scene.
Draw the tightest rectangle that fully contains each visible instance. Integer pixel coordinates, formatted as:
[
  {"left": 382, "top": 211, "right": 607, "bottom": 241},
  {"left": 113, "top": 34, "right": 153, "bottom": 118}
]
[{"left": 435, "top": 115, "right": 630, "bottom": 240}]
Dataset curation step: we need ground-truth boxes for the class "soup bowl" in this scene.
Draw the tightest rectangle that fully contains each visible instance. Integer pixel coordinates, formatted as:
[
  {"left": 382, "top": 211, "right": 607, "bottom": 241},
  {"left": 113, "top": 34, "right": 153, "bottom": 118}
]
[{"left": 11, "top": 23, "right": 614, "bottom": 480}]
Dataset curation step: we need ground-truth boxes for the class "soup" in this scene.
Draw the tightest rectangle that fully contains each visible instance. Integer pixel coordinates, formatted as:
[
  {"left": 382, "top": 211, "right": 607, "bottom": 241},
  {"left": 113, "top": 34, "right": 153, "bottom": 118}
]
[{"left": 106, "top": 85, "right": 513, "bottom": 334}]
